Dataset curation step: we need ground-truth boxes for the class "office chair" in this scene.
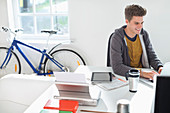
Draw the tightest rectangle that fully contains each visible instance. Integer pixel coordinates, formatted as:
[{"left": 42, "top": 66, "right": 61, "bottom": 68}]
[{"left": 107, "top": 33, "right": 114, "bottom": 66}]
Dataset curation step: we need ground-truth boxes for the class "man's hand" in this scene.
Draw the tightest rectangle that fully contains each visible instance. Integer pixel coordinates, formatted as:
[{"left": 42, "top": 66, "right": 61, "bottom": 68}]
[
  {"left": 141, "top": 70, "right": 159, "bottom": 80},
  {"left": 158, "top": 67, "right": 163, "bottom": 74}
]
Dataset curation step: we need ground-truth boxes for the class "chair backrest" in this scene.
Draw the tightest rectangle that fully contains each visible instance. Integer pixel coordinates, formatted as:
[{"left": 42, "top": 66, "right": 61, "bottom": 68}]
[{"left": 107, "top": 33, "right": 114, "bottom": 66}]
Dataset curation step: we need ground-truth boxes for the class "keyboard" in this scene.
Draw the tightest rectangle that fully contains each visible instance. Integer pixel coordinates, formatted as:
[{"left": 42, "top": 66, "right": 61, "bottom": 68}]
[{"left": 139, "top": 78, "right": 154, "bottom": 87}]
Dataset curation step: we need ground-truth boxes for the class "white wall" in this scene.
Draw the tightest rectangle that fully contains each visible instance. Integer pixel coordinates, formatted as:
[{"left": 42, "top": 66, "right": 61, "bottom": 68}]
[
  {"left": 0, "top": 0, "right": 9, "bottom": 47},
  {"left": 69, "top": 0, "right": 122, "bottom": 66},
  {"left": 1, "top": 0, "right": 170, "bottom": 73},
  {"left": 69, "top": 0, "right": 170, "bottom": 66}
]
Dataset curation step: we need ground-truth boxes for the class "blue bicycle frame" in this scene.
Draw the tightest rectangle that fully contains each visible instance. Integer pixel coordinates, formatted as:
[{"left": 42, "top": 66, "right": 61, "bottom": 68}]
[{"left": 1, "top": 38, "right": 65, "bottom": 75}]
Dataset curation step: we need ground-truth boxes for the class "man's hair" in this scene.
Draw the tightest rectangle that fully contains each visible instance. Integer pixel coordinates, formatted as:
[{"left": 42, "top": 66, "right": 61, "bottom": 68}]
[{"left": 125, "top": 4, "right": 147, "bottom": 22}]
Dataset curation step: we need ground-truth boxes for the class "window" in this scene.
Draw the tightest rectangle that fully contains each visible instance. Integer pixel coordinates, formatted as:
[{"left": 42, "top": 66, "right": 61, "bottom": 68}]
[{"left": 11, "top": 0, "right": 69, "bottom": 41}]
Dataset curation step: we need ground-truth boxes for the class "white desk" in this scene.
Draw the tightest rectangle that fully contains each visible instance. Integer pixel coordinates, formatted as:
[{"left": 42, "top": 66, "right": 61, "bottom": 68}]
[
  {"left": 0, "top": 69, "right": 155, "bottom": 113},
  {"left": 24, "top": 80, "right": 154, "bottom": 113},
  {"left": 0, "top": 74, "right": 55, "bottom": 113}
]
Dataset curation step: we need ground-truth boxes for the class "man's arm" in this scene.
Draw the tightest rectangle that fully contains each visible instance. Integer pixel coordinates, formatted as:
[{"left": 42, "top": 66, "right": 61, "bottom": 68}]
[
  {"left": 143, "top": 31, "right": 163, "bottom": 71},
  {"left": 110, "top": 35, "right": 131, "bottom": 76}
]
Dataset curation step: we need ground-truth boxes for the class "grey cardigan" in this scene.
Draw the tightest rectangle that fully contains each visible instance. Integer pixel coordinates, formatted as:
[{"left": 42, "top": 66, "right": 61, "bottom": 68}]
[{"left": 109, "top": 25, "right": 163, "bottom": 76}]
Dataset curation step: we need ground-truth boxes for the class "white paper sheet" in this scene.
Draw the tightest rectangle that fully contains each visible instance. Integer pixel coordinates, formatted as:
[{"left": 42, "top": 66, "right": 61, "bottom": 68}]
[{"left": 54, "top": 72, "right": 87, "bottom": 83}]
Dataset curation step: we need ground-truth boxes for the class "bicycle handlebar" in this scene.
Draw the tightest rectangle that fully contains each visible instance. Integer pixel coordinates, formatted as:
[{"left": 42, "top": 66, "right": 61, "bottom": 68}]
[
  {"left": 15, "top": 29, "right": 23, "bottom": 32},
  {"left": 2, "top": 27, "right": 57, "bottom": 35},
  {"left": 2, "top": 27, "right": 9, "bottom": 32},
  {"left": 2, "top": 27, "right": 23, "bottom": 33}
]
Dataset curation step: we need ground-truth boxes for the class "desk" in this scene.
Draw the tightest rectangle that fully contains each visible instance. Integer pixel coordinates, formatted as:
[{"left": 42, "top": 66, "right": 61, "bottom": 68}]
[
  {"left": 24, "top": 81, "right": 154, "bottom": 113},
  {"left": 0, "top": 74, "right": 55, "bottom": 113}
]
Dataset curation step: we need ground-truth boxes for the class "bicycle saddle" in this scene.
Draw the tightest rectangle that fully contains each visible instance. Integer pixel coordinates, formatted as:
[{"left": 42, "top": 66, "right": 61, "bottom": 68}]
[{"left": 41, "top": 30, "right": 58, "bottom": 34}]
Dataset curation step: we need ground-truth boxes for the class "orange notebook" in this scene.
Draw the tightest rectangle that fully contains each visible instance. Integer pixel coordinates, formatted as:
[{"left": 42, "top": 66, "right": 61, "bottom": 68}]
[{"left": 44, "top": 99, "right": 79, "bottom": 113}]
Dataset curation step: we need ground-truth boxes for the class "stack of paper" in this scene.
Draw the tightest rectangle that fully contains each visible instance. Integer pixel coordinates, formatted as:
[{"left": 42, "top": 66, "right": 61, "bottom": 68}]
[{"left": 54, "top": 72, "right": 87, "bottom": 84}]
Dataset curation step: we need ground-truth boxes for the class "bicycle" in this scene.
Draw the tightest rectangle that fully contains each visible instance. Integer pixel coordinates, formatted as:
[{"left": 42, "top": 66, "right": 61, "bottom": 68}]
[{"left": 0, "top": 27, "right": 86, "bottom": 77}]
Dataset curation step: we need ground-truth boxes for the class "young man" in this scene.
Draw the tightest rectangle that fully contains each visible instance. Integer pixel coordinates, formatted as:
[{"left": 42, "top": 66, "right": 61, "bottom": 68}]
[{"left": 109, "top": 4, "right": 163, "bottom": 80}]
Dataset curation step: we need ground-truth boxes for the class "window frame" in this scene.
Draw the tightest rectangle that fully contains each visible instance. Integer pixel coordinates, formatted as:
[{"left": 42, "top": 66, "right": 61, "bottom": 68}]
[{"left": 11, "top": 0, "right": 70, "bottom": 42}]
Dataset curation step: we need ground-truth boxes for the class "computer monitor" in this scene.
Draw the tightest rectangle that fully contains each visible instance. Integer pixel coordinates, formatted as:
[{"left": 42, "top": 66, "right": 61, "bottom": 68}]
[
  {"left": 160, "top": 62, "right": 170, "bottom": 75},
  {"left": 152, "top": 76, "right": 170, "bottom": 113}
]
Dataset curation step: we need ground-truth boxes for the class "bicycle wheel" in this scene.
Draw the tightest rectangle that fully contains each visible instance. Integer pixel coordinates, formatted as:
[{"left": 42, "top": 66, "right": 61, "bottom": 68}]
[
  {"left": 44, "top": 49, "right": 86, "bottom": 73},
  {"left": 0, "top": 47, "right": 21, "bottom": 77}
]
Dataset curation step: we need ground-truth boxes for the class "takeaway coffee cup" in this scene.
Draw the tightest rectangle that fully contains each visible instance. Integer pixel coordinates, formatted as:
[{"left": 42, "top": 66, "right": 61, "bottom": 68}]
[
  {"left": 126, "top": 69, "right": 140, "bottom": 93},
  {"left": 117, "top": 99, "right": 130, "bottom": 113}
]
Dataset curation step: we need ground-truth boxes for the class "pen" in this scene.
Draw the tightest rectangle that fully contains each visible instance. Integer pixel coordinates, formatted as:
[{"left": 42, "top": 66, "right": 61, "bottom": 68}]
[
  {"left": 80, "top": 109, "right": 115, "bottom": 113},
  {"left": 118, "top": 78, "right": 127, "bottom": 82}
]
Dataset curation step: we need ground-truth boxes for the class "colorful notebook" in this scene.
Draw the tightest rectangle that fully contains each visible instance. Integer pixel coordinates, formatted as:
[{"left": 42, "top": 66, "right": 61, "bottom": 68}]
[
  {"left": 44, "top": 99, "right": 79, "bottom": 113},
  {"left": 40, "top": 109, "right": 72, "bottom": 113}
]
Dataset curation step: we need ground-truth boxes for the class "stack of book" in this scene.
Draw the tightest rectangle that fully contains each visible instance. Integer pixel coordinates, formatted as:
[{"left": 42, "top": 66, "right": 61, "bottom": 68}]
[
  {"left": 40, "top": 109, "right": 73, "bottom": 113},
  {"left": 40, "top": 99, "right": 79, "bottom": 113}
]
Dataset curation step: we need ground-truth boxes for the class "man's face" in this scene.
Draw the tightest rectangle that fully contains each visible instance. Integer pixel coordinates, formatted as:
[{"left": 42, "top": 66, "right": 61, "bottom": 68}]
[{"left": 126, "top": 16, "right": 144, "bottom": 35}]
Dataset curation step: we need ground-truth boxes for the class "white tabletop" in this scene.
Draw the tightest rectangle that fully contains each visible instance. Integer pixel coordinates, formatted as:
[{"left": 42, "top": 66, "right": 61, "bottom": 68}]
[
  {"left": 24, "top": 66, "right": 155, "bottom": 113},
  {"left": 24, "top": 80, "right": 154, "bottom": 113}
]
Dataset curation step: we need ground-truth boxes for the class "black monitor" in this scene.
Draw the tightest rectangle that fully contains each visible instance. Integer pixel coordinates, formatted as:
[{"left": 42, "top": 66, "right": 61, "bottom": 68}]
[{"left": 154, "top": 76, "right": 170, "bottom": 113}]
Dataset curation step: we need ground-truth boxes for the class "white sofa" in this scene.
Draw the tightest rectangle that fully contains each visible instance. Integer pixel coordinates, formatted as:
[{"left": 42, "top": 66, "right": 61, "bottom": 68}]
[{"left": 0, "top": 74, "right": 55, "bottom": 113}]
